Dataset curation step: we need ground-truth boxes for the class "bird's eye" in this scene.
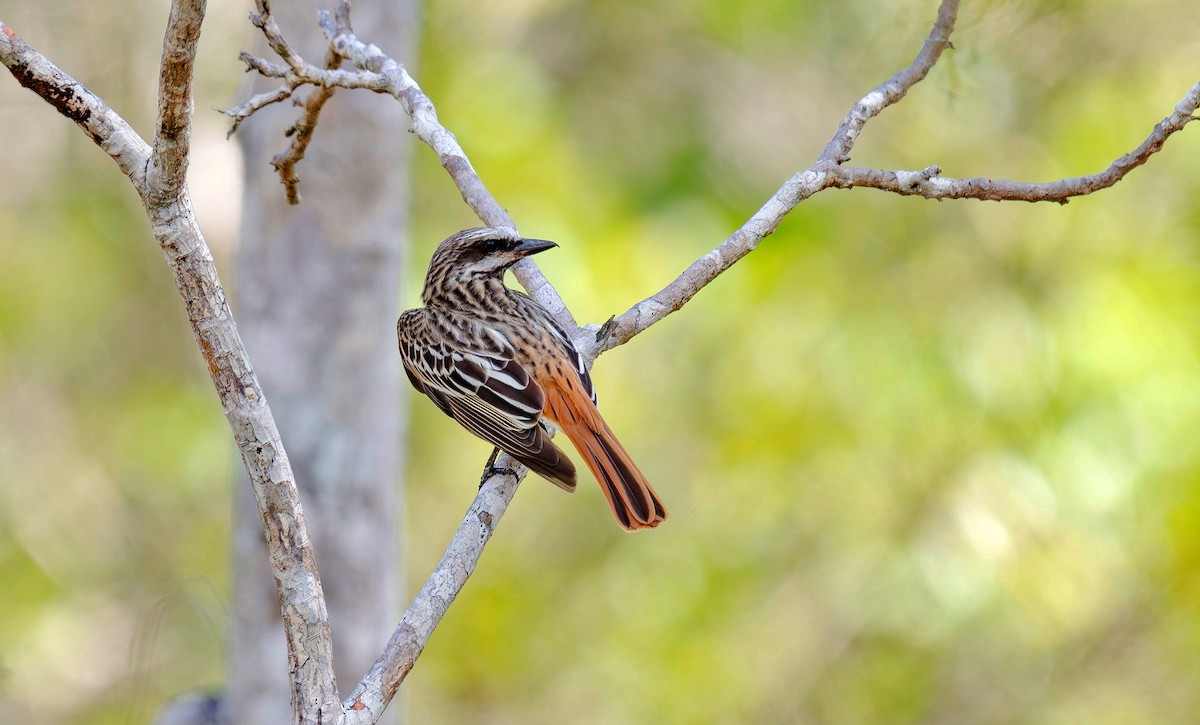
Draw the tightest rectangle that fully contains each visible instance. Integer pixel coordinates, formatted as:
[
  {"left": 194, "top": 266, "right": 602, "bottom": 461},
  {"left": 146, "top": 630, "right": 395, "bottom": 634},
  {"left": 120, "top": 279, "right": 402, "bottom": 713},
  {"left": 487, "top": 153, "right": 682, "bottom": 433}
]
[{"left": 482, "top": 238, "right": 507, "bottom": 254}]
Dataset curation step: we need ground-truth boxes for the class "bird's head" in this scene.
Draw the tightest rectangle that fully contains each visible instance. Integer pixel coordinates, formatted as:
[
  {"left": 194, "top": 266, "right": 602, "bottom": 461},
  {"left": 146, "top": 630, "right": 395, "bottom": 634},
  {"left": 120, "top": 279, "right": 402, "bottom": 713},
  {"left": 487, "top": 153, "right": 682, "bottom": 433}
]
[{"left": 422, "top": 227, "right": 558, "bottom": 301}]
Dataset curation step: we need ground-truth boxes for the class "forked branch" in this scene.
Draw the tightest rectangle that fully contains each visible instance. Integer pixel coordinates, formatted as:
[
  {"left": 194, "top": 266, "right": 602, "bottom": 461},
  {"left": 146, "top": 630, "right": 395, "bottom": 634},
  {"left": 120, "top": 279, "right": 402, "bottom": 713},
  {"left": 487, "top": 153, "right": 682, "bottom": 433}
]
[
  {"left": 227, "top": 0, "right": 1200, "bottom": 718},
  {"left": 230, "top": 0, "right": 1198, "bottom": 362},
  {"left": 5, "top": 0, "right": 1197, "bottom": 722},
  {"left": 2, "top": 4, "right": 339, "bottom": 723}
]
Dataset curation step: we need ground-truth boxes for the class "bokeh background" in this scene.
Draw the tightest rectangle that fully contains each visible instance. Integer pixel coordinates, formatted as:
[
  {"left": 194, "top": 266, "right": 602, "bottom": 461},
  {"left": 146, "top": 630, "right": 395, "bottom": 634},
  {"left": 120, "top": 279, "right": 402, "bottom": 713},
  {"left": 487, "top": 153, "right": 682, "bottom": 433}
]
[{"left": 4, "top": 0, "right": 1200, "bottom": 722}]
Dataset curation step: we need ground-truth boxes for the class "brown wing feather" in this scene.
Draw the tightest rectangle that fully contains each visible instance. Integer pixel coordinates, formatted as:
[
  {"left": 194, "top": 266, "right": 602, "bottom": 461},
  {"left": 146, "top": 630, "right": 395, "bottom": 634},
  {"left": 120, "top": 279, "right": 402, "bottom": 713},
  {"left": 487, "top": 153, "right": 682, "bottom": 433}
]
[{"left": 398, "top": 309, "right": 577, "bottom": 491}]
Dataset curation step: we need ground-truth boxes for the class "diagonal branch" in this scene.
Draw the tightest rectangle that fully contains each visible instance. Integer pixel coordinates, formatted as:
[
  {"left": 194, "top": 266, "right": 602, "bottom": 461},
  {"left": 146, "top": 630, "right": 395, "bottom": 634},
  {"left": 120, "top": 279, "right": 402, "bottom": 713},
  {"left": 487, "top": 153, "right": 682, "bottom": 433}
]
[
  {"left": 0, "top": 20, "right": 151, "bottom": 186},
  {"left": 2, "top": 8, "right": 339, "bottom": 724},
  {"left": 830, "top": 81, "right": 1200, "bottom": 202},
  {"left": 224, "top": 0, "right": 1200, "bottom": 719},
  {"left": 250, "top": 0, "right": 308, "bottom": 73},
  {"left": 819, "top": 0, "right": 959, "bottom": 165},
  {"left": 594, "top": 0, "right": 962, "bottom": 352},
  {"left": 341, "top": 458, "right": 524, "bottom": 722},
  {"left": 596, "top": 0, "right": 1198, "bottom": 353},
  {"left": 234, "top": 0, "right": 578, "bottom": 330},
  {"left": 223, "top": 84, "right": 293, "bottom": 137},
  {"left": 595, "top": 167, "right": 835, "bottom": 352}
]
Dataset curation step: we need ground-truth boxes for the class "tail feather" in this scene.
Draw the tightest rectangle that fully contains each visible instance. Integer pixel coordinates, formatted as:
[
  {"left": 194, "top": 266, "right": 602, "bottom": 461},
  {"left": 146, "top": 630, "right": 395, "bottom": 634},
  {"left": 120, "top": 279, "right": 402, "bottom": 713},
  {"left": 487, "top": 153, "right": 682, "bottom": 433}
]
[
  {"left": 576, "top": 421, "right": 667, "bottom": 531},
  {"left": 542, "top": 375, "right": 667, "bottom": 531}
]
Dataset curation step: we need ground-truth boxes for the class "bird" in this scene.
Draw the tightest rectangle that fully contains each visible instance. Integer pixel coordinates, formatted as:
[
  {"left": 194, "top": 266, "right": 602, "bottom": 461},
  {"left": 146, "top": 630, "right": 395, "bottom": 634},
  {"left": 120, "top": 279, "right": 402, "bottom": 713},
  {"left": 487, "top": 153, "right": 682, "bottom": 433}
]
[{"left": 397, "top": 227, "right": 667, "bottom": 531}]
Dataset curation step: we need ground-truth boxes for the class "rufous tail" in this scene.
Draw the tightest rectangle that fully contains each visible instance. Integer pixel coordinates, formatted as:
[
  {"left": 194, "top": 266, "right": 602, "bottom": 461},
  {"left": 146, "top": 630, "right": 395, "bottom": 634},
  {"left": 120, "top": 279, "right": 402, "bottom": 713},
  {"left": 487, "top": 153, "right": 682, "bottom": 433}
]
[{"left": 542, "top": 378, "right": 667, "bottom": 531}]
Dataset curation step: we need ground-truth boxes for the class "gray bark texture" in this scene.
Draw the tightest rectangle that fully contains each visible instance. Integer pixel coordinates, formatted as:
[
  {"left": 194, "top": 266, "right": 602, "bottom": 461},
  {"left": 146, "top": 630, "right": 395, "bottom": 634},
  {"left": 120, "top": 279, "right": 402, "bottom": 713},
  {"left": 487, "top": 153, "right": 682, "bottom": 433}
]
[
  {"left": 1, "top": 3, "right": 341, "bottom": 722},
  {"left": 226, "top": 0, "right": 1200, "bottom": 717},
  {"left": 227, "top": 2, "right": 415, "bottom": 724},
  {"left": 5, "top": 0, "right": 1200, "bottom": 721}
]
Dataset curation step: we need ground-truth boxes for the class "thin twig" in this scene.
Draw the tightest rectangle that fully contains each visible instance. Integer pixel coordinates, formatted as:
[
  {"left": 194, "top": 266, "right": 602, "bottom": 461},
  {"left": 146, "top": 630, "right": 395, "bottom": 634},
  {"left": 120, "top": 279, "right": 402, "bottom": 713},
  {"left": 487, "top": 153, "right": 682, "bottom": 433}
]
[
  {"left": 831, "top": 82, "right": 1200, "bottom": 202},
  {"left": 250, "top": 0, "right": 306, "bottom": 73},
  {"left": 596, "top": 0, "right": 962, "bottom": 352},
  {"left": 223, "top": 84, "right": 293, "bottom": 138},
  {"left": 596, "top": 167, "right": 833, "bottom": 353},
  {"left": 271, "top": 48, "right": 343, "bottom": 204},
  {"left": 819, "top": 0, "right": 959, "bottom": 165}
]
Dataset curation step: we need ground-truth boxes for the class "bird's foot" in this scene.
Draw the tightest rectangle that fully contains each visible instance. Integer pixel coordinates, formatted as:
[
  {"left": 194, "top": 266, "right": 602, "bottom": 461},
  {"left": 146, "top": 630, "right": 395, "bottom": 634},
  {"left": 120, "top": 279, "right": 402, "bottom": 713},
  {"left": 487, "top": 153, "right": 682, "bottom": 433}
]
[{"left": 480, "top": 447, "right": 518, "bottom": 489}]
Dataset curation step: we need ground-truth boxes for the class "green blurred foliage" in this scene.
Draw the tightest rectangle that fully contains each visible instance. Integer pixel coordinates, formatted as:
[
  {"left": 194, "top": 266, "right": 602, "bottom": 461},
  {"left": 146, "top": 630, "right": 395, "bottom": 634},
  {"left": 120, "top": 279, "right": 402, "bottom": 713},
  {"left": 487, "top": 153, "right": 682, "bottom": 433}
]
[{"left": 3, "top": 0, "right": 1200, "bottom": 722}]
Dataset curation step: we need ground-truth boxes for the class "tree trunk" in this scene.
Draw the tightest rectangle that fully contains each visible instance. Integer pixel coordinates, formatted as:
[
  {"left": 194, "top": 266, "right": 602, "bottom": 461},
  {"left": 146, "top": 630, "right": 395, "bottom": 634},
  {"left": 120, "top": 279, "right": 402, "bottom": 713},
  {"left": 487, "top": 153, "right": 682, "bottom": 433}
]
[{"left": 226, "top": 2, "right": 415, "bottom": 723}]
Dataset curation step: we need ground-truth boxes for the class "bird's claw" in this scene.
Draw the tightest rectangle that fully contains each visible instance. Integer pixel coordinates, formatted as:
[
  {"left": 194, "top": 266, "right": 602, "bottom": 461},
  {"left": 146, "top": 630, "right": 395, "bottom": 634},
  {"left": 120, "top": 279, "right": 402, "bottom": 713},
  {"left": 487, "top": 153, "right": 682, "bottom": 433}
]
[
  {"left": 479, "top": 446, "right": 517, "bottom": 489},
  {"left": 479, "top": 464, "right": 518, "bottom": 489}
]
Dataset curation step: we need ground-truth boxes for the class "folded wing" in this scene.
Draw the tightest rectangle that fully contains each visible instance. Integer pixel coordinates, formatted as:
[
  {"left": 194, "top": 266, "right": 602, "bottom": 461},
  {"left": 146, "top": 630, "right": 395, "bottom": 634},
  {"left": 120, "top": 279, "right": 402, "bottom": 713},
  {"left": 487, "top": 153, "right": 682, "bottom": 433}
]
[{"left": 398, "top": 309, "right": 577, "bottom": 491}]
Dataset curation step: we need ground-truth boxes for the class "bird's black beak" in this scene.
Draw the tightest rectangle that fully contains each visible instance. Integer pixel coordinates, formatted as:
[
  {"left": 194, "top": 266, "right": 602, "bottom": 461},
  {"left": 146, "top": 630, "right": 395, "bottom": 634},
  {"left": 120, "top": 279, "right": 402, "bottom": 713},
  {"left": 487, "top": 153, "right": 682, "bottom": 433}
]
[{"left": 513, "top": 238, "right": 558, "bottom": 257}]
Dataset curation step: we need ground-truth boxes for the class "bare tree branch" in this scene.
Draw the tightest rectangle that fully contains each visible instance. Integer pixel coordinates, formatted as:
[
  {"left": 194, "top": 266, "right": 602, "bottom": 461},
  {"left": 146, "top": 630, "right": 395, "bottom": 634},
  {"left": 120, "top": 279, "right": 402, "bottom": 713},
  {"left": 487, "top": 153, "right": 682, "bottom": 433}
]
[
  {"left": 235, "top": 0, "right": 578, "bottom": 330},
  {"left": 250, "top": 0, "right": 307, "bottom": 73},
  {"left": 8, "top": 0, "right": 1196, "bottom": 720},
  {"left": 0, "top": 20, "right": 150, "bottom": 185},
  {"left": 831, "top": 82, "right": 1200, "bottom": 201},
  {"left": 340, "top": 458, "right": 523, "bottom": 721},
  {"left": 596, "top": 0, "right": 963, "bottom": 352},
  {"left": 597, "top": 0, "right": 1198, "bottom": 353},
  {"left": 819, "top": 0, "right": 959, "bottom": 165},
  {"left": 269, "top": 48, "right": 341, "bottom": 204},
  {"left": 597, "top": 167, "right": 834, "bottom": 352},
  {"left": 1, "top": 8, "right": 340, "bottom": 724},
  {"left": 148, "top": 0, "right": 205, "bottom": 200},
  {"left": 229, "top": 0, "right": 1198, "bottom": 714},
  {"left": 223, "top": 84, "right": 292, "bottom": 137}
]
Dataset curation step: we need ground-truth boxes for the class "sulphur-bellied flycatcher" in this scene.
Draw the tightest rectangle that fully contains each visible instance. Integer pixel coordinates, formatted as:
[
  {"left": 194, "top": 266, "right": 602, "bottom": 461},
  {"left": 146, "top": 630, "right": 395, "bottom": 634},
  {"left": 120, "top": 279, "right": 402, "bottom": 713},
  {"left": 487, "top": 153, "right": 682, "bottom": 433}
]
[{"left": 397, "top": 227, "right": 667, "bottom": 531}]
